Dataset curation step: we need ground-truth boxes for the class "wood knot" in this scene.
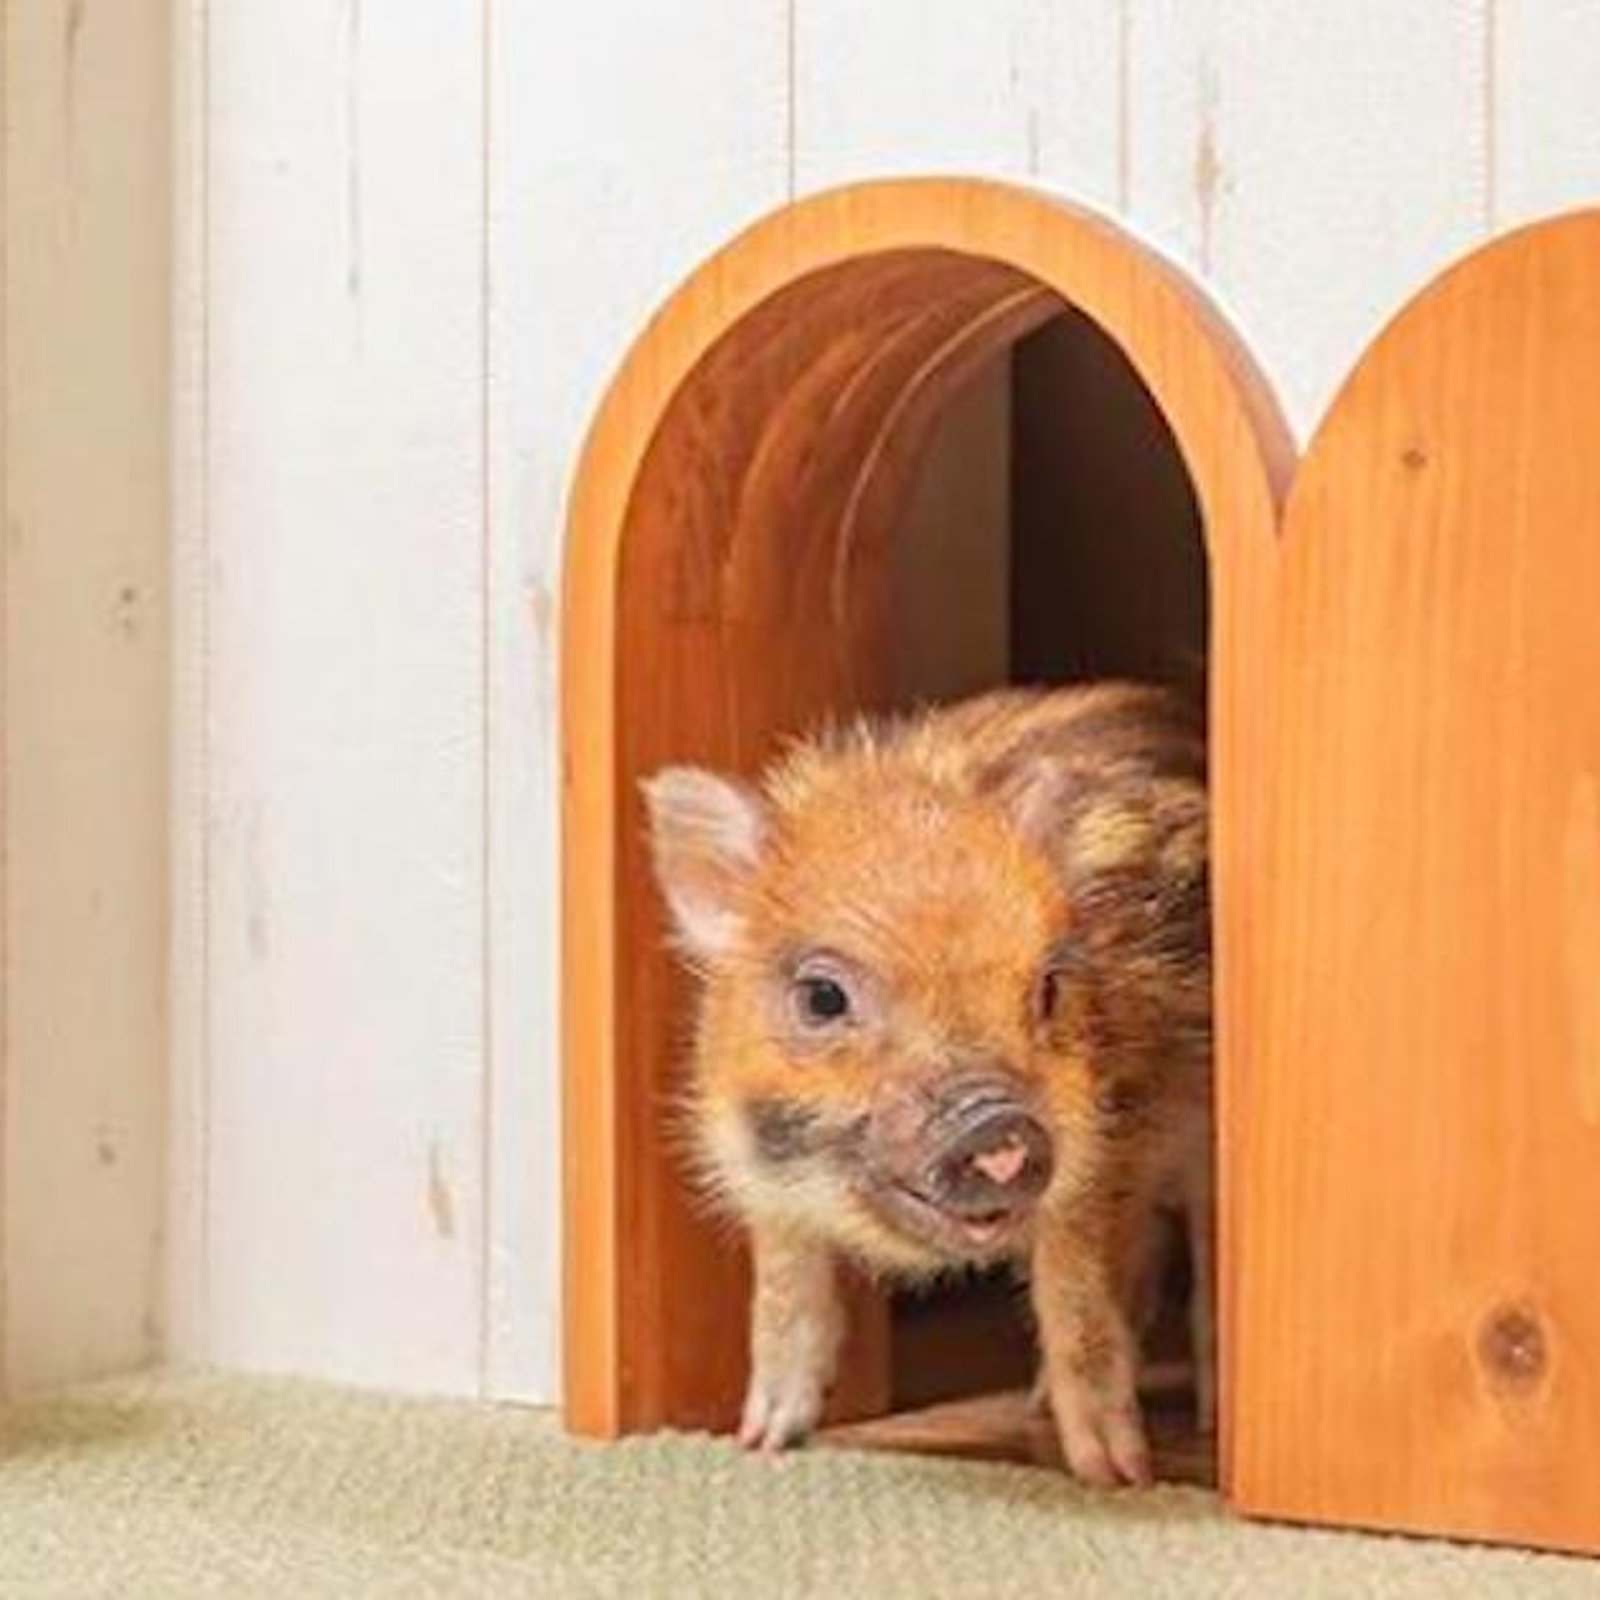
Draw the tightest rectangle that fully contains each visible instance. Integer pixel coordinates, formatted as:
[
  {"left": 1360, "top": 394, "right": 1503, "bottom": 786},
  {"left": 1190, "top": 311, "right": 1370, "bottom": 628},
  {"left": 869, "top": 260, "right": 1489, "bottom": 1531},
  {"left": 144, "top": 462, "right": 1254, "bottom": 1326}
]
[
  {"left": 1400, "top": 444, "right": 1429, "bottom": 473},
  {"left": 1477, "top": 1302, "right": 1548, "bottom": 1393}
]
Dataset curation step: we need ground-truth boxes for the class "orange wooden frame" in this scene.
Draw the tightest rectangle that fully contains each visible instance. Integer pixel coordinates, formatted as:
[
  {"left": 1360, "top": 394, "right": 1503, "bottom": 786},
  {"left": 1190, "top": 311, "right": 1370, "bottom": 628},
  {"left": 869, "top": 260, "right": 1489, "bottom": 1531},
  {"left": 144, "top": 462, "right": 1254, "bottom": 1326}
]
[{"left": 561, "top": 177, "right": 1292, "bottom": 1460}]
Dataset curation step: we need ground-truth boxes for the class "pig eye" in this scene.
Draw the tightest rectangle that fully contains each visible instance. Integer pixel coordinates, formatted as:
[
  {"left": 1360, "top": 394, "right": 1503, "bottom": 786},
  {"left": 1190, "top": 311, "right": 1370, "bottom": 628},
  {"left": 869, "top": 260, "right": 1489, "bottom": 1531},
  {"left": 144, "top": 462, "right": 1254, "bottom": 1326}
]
[
  {"left": 1037, "top": 951, "right": 1085, "bottom": 1026},
  {"left": 795, "top": 975, "right": 852, "bottom": 1027},
  {"left": 784, "top": 951, "right": 864, "bottom": 1034},
  {"left": 1038, "top": 970, "right": 1067, "bottom": 1023}
]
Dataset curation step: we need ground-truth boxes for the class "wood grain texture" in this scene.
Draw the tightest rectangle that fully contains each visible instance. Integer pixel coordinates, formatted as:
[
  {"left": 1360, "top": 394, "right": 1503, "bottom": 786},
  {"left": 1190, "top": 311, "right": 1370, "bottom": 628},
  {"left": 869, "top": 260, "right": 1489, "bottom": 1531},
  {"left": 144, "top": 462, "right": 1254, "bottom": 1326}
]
[
  {"left": 794, "top": 0, "right": 1123, "bottom": 208},
  {"left": 1232, "top": 212, "right": 1600, "bottom": 1556},
  {"left": 1126, "top": 0, "right": 1491, "bottom": 437},
  {"left": 193, "top": 2, "right": 488, "bottom": 1393},
  {"left": 563, "top": 178, "right": 1290, "bottom": 1438},
  {"left": 167, "top": 0, "right": 210, "bottom": 1364},
  {"left": 888, "top": 357, "right": 1012, "bottom": 706},
  {"left": 1, "top": 0, "right": 171, "bottom": 1390},
  {"left": 484, "top": 0, "right": 790, "bottom": 1401}
]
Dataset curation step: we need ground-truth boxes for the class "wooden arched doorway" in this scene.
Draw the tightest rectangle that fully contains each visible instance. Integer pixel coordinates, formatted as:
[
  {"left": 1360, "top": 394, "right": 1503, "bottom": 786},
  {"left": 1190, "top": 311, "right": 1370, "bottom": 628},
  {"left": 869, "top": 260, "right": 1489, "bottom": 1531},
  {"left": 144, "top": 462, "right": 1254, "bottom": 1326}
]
[{"left": 561, "top": 179, "right": 1290, "bottom": 1477}]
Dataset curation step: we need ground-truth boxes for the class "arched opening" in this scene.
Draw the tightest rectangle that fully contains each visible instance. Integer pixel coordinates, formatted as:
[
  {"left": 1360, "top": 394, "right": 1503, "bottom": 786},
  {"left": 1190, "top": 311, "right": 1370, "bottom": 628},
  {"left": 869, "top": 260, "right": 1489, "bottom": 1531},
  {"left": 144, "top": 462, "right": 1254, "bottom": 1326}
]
[{"left": 563, "top": 182, "right": 1290, "bottom": 1476}]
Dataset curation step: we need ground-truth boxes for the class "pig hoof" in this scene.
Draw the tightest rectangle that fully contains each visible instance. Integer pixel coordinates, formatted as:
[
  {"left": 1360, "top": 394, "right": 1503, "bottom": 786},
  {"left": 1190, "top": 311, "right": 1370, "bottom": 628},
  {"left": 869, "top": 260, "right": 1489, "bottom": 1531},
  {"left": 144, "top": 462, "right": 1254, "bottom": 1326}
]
[
  {"left": 1056, "top": 1403, "right": 1152, "bottom": 1488},
  {"left": 737, "top": 1373, "right": 824, "bottom": 1452}
]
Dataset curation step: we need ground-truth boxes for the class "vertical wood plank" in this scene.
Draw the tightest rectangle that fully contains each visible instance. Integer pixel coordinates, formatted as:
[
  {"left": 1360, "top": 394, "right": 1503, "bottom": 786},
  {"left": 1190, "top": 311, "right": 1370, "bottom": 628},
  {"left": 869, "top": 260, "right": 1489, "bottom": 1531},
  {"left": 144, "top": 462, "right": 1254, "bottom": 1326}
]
[
  {"left": 486, "top": 0, "right": 790, "bottom": 1398},
  {"left": 1236, "top": 214, "right": 1600, "bottom": 1556},
  {"left": 1126, "top": 0, "right": 1490, "bottom": 435},
  {"left": 1494, "top": 1, "right": 1600, "bottom": 228},
  {"left": 1119, "top": 0, "right": 1222, "bottom": 276},
  {"left": 199, "top": 2, "right": 487, "bottom": 1393},
  {"left": 794, "top": 0, "right": 1122, "bottom": 207},
  {"left": 1, "top": 0, "right": 172, "bottom": 1388},
  {"left": 168, "top": 0, "right": 211, "bottom": 1367}
]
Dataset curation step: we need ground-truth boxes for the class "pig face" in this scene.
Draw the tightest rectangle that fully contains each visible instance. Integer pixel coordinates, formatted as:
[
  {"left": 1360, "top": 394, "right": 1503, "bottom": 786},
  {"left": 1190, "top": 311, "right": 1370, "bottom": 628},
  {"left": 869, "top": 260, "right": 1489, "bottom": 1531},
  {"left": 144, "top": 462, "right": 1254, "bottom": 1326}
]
[{"left": 644, "top": 740, "right": 1102, "bottom": 1277}]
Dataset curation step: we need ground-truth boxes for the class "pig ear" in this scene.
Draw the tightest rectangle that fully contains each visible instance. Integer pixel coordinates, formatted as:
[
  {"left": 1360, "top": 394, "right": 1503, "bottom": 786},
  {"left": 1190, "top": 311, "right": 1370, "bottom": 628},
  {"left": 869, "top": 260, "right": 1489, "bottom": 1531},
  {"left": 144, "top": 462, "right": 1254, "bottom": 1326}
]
[{"left": 641, "top": 766, "right": 768, "bottom": 960}]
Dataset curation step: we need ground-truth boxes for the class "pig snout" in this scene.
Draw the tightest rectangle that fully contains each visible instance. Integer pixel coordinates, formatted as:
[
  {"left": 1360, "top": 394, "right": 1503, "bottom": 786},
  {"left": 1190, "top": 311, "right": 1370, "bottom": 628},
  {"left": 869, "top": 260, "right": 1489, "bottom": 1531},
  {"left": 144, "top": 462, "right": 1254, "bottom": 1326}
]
[{"left": 922, "top": 1080, "right": 1053, "bottom": 1217}]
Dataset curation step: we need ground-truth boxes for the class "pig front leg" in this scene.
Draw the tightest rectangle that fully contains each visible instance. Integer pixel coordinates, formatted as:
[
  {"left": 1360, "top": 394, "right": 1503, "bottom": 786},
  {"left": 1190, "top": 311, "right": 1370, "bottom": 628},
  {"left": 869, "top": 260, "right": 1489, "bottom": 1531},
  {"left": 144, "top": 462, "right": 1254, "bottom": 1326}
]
[
  {"left": 1031, "top": 1216, "right": 1151, "bottom": 1488},
  {"left": 738, "top": 1223, "right": 845, "bottom": 1452}
]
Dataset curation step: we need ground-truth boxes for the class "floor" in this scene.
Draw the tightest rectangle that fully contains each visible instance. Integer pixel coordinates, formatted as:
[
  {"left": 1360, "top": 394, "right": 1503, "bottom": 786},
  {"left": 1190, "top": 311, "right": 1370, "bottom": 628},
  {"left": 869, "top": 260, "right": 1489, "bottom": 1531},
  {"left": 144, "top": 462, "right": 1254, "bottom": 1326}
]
[{"left": 0, "top": 1371, "right": 1596, "bottom": 1598}]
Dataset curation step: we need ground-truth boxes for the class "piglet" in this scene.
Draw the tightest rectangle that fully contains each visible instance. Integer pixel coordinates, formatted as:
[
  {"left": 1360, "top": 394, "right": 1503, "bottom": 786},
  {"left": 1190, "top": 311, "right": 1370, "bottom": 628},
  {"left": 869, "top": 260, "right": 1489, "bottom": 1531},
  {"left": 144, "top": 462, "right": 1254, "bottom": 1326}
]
[{"left": 644, "top": 683, "right": 1213, "bottom": 1487}]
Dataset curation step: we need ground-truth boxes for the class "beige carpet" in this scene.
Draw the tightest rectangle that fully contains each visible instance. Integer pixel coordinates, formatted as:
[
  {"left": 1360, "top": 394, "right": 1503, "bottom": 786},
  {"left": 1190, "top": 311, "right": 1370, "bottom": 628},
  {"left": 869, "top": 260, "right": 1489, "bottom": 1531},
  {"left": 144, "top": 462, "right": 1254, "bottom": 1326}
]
[{"left": 0, "top": 1372, "right": 1596, "bottom": 1598}]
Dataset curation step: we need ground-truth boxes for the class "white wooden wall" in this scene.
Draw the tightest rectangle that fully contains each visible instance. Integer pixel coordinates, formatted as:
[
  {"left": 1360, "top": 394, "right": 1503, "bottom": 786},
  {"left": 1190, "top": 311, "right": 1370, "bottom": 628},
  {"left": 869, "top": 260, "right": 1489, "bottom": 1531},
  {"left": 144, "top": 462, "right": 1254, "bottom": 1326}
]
[
  {"left": 160, "top": 0, "right": 1600, "bottom": 1404},
  {"left": 2, "top": 0, "right": 171, "bottom": 1392}
]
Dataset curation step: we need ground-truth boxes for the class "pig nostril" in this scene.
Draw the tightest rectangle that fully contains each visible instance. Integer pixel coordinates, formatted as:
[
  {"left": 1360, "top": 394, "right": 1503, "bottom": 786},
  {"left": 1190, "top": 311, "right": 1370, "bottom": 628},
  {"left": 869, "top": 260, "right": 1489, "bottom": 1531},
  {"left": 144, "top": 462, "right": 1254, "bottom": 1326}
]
[
  {"left": 969, "top": 1139, "right": 1029, "bottom": 1187},
  {"left": 922, "top": 1100, "right": 1052, "bottom": 1214}
]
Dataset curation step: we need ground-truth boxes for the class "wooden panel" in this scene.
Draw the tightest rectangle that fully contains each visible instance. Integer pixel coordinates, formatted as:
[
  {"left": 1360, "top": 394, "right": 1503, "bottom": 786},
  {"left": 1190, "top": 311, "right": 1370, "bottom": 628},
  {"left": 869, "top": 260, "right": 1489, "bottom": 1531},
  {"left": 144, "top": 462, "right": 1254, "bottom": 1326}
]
[
  {"left": 1495, "top": 1, "right": 1600, "bottom": 228},
  {"left": 1125, "top": 0, "right": 1491, "bottom": 436},
  {"left": 1, "top": 0, "right": 171, "bottom": 1390},
  {"left": 564, "top": 179, "right": 1290, "bottom": 1438},
  {"left": 483, "top": 0, "right": 790, "bottom": 1401},
  {"left": 1120, "top": 0, "right": 1226, "bottom": 280},
  {"left": 795, "top": 0, "right": 1122, "bottom": 207},
  {"left": 1234, "top": 213, "right": 1600, "bottom": 1555},
  {"left": 193, "top": 3, "right": 488, "bottom": 1393},
  {"left": 888, "top": 357, "right": 1012, "bottom": 706},
  {"left": 167, "top": 0, "right": 210, "bottom": 1364}
]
